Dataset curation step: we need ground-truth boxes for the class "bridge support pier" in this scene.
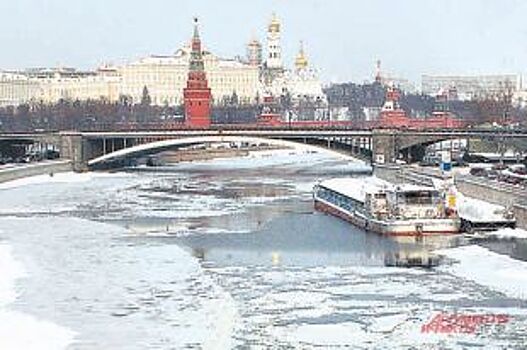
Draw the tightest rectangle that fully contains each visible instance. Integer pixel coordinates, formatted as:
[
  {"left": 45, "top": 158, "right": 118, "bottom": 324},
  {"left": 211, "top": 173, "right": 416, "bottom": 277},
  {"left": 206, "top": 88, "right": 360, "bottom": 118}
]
[
  {"left": 60, "top": 133, "right": 91, "bottom": 172},
  {"left": 371, "top": 129, "right": 397, "bottom": 165}
]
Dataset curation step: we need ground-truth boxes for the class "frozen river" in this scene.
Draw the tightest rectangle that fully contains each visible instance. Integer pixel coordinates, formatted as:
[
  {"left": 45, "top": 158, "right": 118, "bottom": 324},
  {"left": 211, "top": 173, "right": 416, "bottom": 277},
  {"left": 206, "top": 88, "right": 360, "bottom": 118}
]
[{"left": 0, "top": 150, "right": 526, "bottom": 349}]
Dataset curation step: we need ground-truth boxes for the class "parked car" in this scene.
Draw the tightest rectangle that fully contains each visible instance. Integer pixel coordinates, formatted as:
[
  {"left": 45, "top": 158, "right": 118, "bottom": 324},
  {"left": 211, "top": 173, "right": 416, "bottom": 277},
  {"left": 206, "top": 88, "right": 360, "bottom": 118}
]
[
  {"left": 511, "top": 166, "right": 527, "bottom": 176},
  {"left": 44, "top": 150, "right": 60, "bottom": 160},
  {"left": 0, "top": 156, "right": 13, "bottom": 164},
  {"left": 491, "top": 163, "right": 508, "bottom": 171},
  {"left": 469, "top": 167, "right": 487, "bottom": 177},
  {"left": 25, "top": 152, "right": 44, "bottom": 162},
  {"left": 502, "top": 176, "right": 523, "bottom": 185},
  {"left": 486, "top": 169, "right": 500, "bottom": 180}
]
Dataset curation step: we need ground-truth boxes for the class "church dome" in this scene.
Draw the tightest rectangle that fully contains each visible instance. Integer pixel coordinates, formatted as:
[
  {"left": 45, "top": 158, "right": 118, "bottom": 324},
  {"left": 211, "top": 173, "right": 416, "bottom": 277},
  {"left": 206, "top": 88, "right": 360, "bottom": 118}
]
[
  {"left": 268, "top": 13, "right": 281, "bottom": 33},
  {"left": 295, "top": 42, "right": 309, "bottom": 70}
]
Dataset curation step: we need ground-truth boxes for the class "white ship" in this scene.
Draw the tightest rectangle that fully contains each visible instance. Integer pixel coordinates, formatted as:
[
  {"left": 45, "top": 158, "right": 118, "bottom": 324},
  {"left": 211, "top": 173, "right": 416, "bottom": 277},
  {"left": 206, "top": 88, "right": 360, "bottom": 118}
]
[{"left": 313, "top": 178, "right": 460, "bottom": 236}]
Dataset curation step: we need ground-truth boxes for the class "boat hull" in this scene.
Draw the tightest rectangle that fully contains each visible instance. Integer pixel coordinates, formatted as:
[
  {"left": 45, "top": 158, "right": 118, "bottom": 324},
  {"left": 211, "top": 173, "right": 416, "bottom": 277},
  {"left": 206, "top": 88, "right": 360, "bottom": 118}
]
[{"left": 314, "top": 199, "right": 460, "bottom": 236}]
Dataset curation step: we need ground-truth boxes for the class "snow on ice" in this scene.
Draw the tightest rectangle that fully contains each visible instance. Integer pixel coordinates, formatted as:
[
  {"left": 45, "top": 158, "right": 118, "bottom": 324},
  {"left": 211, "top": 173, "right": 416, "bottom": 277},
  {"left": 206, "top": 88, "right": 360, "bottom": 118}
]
[
  {"left": 437, "top": 245, "right": 527, "bottom": 299},
  {"left": 0, "top": 243, "right": 76, "bottom": 350}
]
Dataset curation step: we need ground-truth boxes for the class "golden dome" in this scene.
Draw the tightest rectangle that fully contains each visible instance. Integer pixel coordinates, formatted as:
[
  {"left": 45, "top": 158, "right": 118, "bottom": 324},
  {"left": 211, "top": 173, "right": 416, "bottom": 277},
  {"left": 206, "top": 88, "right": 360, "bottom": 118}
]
[
  {"left": 268, "top": 13, "right": 281, "bottom": 33},
  {"left": 295, "top": 41, "right": 308, "bottom": 70},
  {"left": 248, "top": 38, "right": 261, "bottom": 47}
]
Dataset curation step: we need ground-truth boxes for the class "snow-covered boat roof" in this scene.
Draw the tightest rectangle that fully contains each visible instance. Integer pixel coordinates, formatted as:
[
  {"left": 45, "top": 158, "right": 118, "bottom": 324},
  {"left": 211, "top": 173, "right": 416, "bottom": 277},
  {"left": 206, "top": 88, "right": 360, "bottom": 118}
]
[
  {"left": 392, "top": 184, "right": 440, "bottom": 193},
  {"left": 318, "top": 177, "right": 389, "bottom": 202},
  {"left": 318, "top": 177, "right": 437, "bottom": 202}
]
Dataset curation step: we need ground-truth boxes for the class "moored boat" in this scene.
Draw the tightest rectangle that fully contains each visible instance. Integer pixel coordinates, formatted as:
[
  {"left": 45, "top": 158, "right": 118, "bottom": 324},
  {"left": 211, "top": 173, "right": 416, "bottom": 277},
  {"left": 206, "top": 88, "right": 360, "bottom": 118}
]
[{"left": 313, "top": 177, "right": 460, "bottom": 236}]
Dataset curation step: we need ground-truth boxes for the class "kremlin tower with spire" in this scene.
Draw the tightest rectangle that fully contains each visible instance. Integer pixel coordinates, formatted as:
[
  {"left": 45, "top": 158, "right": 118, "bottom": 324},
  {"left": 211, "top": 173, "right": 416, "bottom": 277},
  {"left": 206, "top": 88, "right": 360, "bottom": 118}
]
[{"left": 183, "top": 18, "right": 212, "bottom": 127}]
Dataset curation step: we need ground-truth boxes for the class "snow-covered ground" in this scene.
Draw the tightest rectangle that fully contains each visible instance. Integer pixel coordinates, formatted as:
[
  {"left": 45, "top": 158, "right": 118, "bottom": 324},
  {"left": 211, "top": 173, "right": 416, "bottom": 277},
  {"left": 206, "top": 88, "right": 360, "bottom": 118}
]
[
  {"left": 489, "top": 227, "right": 527, "bottom": 239},
  {"left": 0, "top": 243, "right": 76, "bottom": 350},
  {"left": 437, "top": 245, "right": 527, "bottom": 299},
  {"left": 455, "top": 192, "right": 509, "bottom": 222}
]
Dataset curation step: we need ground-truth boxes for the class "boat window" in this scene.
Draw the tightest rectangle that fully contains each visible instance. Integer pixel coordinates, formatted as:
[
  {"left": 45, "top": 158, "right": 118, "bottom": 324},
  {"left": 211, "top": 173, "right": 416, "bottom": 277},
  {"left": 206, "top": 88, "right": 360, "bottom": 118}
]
[
  {"left": 400, "top": 191, "right": 439, "bottom": 205},
  {"left": 317, "top": 186, "right": 362, "bottom": 209}
]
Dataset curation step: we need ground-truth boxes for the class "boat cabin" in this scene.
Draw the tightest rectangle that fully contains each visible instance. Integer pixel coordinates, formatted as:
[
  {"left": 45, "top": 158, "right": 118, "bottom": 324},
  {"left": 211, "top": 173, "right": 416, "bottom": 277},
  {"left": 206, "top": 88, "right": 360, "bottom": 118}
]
[{"left": 385, "top": 186, "right": 443, "bottom": 220}]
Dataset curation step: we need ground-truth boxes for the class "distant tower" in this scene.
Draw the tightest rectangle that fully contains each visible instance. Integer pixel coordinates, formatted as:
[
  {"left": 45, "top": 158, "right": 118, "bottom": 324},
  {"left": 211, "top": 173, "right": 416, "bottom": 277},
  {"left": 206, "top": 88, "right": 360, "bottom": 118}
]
[
  {"left": 375, "top": 59, "right": 382, "bottom": 84},
  {"left": 247, "top": 37, "right": 263, "bottom": 66},
  {"left": 266, "top": 13, "right": 283, "bottom": 69},
  {"left": 184, "top": 18, "right": 212, "bottom": 128},
  {"left": 295, "top": 41, "right": 309, "bottom": 71}
]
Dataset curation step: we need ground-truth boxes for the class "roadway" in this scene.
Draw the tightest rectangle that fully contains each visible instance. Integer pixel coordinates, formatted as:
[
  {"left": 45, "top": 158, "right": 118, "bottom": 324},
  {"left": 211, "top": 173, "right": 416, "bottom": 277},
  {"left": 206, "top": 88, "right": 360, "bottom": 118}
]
[{"left": 1, "top": 127, "right": 527, "bottom": 140}]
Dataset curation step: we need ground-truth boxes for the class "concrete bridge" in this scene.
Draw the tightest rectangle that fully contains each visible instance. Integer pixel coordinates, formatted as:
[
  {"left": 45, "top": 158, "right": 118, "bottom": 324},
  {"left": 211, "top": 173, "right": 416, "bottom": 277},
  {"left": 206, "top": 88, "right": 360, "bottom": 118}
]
[{"left": 2, "top": 128, "right": 527, "bottom": 171}]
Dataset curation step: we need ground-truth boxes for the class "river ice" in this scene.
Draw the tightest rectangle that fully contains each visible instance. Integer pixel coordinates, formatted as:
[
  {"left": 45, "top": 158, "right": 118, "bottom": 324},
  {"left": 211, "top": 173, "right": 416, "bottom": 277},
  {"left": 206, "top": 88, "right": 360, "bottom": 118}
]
[{"left": 0, "top": 150, "right": 526, "bottom": 349}]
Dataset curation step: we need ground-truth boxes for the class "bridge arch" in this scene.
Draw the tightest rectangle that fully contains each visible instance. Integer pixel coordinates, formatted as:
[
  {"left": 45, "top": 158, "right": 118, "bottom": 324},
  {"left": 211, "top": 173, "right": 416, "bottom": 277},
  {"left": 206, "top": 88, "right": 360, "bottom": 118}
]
[
  {"left": 397, "top": 134, "right": 460, "bottom": 162},
  {"left": 87, "top": 136, "right": 363, "bottom": 168}
]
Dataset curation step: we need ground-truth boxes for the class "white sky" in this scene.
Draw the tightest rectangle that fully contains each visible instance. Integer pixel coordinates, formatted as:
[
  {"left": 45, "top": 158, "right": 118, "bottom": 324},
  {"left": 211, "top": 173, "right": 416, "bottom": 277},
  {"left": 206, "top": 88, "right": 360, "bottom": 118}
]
[{"left": 1, "top": 0, "right": 526, "bottom": 83}]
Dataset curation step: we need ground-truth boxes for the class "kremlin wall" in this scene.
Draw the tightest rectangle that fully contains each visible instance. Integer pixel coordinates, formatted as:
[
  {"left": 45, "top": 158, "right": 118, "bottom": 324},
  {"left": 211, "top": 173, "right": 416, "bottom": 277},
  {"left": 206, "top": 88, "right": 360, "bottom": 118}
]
[{"left": 0, "top": 14, "right": 325, "bottom": 111}]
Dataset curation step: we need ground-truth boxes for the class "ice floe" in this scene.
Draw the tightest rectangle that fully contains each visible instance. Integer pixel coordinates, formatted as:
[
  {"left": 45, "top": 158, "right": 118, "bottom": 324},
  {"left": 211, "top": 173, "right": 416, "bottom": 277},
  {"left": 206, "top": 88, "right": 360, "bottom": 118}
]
[
  {"left": 437, "top": 245, "right": 527, "bottom": 299},
  {"left": 0, "top": 243, "right": 76, "bottom": 350}
]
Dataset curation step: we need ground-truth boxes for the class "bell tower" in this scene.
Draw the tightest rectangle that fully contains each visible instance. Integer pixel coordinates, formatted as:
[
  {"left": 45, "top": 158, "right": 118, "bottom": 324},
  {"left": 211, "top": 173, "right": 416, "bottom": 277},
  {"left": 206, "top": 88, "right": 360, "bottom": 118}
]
[
  {"left": 183, "top": 18, "right": 212, "bottom": 127},
  {"left": 266, "top": 13, "right": 283, "bottom": 69}
]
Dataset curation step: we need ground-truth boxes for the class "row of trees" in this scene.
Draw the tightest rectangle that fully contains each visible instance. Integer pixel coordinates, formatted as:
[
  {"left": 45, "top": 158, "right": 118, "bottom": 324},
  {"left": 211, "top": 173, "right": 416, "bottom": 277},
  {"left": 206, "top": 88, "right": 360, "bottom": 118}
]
[
  {"left": 0, "top": 86, "right": 259, "bottom": 131},
  {"left": 324, "top": 81, "right": 526, "bottom": 126},
  {"left": 1, "top": 84, "right": 525, "bottom": 132},
  {"left": 0, "top": 96, "right": 182, "bottom": 132}
]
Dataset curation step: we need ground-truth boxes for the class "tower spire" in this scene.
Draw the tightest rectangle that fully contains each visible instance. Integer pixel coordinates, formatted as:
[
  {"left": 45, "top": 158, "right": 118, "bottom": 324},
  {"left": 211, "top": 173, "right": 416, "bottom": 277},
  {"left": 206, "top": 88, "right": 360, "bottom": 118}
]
[
  {"left": 375, "top": 59, "right": 382, "bottom": 84},
  {"left": 193, "top": 17, "right": 200, "bottom": 40},
  {"left": 190, "top": 17, "right": 204, "bottom": 72}
]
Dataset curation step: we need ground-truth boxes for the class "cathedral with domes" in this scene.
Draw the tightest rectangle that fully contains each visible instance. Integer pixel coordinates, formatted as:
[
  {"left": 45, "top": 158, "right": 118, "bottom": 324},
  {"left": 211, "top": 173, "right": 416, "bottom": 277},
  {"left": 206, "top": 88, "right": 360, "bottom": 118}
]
[{"left": 247, "top": 13, "right": 328, "bottom": 121}]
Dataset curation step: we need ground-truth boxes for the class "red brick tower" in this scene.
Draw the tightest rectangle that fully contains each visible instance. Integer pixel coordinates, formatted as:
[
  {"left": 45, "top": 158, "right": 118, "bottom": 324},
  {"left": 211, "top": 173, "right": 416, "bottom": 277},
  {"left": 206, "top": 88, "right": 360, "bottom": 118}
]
[{"left": 184, "top": 18, "right": 212, "bottom": 127}]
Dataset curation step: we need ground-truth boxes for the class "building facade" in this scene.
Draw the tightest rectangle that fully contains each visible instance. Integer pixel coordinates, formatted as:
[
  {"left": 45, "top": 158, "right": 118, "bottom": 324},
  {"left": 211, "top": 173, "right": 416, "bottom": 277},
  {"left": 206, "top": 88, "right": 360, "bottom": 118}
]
[
  {"left": 0, "top": 72, "right": 40, "bottom": 107},
  {"left": 0, "top": 13, "right": 327, "bottom": 111},
  {"left": 421, "top": 74, "right": 521, "bottom": 100},
  {"left": 119, "top": 47, "right": 259, "bottom": 106},
  {"left": 0, "top": 68, "right": 120, "bottom": 107},
  {"left": 0, "top": 29, "right": 260, "bottom": 108},
  {"left": 264, "top": 40, "right": 327, "bottom": 120},
  {"left": 246, "top": 38, "right": 263, "bottom": 67}
]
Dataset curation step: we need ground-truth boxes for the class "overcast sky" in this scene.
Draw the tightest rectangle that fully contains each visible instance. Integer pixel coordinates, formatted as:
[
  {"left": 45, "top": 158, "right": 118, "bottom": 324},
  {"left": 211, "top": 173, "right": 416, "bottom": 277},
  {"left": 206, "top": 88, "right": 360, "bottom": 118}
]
[{"left": 1, "top": 0, "right": 526, "bottom": 83}]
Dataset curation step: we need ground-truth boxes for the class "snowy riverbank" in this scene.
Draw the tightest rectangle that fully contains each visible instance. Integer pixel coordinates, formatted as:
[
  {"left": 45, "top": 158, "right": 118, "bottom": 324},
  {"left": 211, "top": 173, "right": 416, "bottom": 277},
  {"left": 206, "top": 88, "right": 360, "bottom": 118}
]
[{"left": 0, "top": 242, "right": 76, "bottom": 350}]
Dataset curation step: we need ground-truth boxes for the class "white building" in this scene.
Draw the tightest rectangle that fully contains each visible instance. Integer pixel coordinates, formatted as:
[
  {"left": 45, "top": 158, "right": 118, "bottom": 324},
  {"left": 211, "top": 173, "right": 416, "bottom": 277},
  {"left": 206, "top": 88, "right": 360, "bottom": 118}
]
[
  {"left": 0, "top": 46, "right": 260, "bottom": 107},
  {"left": 421, "top": 74, "right": 521, "bottom": 100},
  {"left": 260, "top": 14, "right": 327, "bottom": 119},
  {"left": 0, "top": 15, "right": 326, "bottom": 110},
  {"left": 265, "top": 42, "right": 327, "bottom": 110},
  {"left": 119, "top": 46, "right": 260, "bottom": 106},
  {"left": 246, "top": 38, "right": 263, "bottom": 67},
  {"left": 0, "top": 68, "right": 120, "bottom": 107},
  {"left": 265, "top": 13, "right": 283, "bottom": 70},
  {"left": 0, "top": 71, "right": 40, "bottom": 107}
]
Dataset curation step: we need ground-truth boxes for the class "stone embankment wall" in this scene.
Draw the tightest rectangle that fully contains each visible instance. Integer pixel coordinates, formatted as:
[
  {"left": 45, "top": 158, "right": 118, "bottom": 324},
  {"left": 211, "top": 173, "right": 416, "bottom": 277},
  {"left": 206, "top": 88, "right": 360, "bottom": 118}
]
[
  {"left": 374, "top": 165, "right": 437, "bottom": 187},
  {"left": 513, "top": 204, "right": 527, "bottom": 230},
  {"left": 454, "top": 176, "right": 526, "bottom": 208},
  {"left": 0, "top": 161, "right": 72, "bottom": 184}
]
